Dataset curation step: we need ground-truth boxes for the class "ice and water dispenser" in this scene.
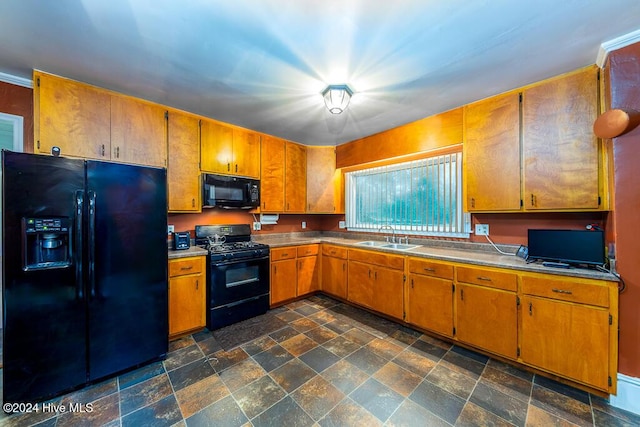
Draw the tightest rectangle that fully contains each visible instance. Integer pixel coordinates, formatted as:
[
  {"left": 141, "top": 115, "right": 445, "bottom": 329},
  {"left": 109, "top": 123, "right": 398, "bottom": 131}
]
[{"left": 22, "top": 217, "right": 72, "bottom": 270}]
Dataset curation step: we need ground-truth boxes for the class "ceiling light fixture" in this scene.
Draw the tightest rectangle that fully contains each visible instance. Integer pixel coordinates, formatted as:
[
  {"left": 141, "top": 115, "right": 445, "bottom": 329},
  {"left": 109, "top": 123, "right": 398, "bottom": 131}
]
[{"left": 322, "top": 84, "right": 353, "bottom": 114}]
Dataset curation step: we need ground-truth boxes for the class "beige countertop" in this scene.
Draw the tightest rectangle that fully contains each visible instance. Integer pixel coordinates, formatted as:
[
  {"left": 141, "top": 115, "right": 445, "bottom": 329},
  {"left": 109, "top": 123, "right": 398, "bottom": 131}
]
[
  {"left": 253, "top": 234, "right": 618, "bottom": 282},
  {"left": 168, "top": 246, "right": 208, "bottom": 259}
]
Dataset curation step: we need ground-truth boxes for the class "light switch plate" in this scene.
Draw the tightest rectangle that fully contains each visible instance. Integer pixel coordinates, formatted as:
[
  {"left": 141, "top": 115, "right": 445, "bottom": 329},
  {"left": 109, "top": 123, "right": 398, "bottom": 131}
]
[
  {"left": 339, "top": 221, "right": 346, "bottom": 229},
  {"left": 167, "top": 224, "right": 175, "bottom": 234},
  {"left": 253, "top": 222, "right": 261, "bottom": 231}
]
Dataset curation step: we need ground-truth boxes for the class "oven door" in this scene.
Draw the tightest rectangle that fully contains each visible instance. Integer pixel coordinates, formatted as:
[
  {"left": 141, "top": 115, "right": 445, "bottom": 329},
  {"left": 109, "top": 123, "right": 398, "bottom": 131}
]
[{"left": 209, "top": 255, "right": 269, "bottom": 308}]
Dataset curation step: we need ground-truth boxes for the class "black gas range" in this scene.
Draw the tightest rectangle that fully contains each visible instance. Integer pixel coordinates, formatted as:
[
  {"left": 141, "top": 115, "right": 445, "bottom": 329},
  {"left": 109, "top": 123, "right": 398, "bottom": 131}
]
[{"left": 195, "top": 224, "right": 270, "bottom": 330}]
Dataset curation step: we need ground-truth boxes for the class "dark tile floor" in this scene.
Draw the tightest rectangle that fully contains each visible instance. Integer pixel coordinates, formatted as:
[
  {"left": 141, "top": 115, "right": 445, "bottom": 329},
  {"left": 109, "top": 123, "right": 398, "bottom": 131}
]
[{"left": 2, "top": 295, "right": 640, "bottom": 426}]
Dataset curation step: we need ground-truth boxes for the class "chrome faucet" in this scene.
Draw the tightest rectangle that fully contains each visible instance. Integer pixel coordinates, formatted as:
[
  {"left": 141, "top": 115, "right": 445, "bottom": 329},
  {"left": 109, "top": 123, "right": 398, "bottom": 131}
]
[{"left": 378, "top": 225, "right": 396, "bottom": 243}]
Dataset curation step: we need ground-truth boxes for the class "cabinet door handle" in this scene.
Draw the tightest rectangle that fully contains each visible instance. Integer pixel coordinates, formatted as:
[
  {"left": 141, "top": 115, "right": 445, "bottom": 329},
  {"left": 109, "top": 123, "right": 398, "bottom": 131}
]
[
  {"left": 342, "top": 263, "right": 346, "bottom": 271},
  {"left": 374, "top": 271, "right": 377, "bottom": 280},
  {"left": 196, "top": 279, "right": 199, "bottom": 290},
  {"left": 411, "top": 279, "right": 414, "bottom": 289},
  {"left": 471, "top": 197, "right": 475, "bottom": 209},
  {"left": 116, "top": 146, "right": 120, "bottom": 158},
  {"left": 552, "top": 288, "right": 573, "bottom": 295},
  {"left": 477, "top": 276, "right": 492, "bottom": 281},
  {"left": 101, "top": 144, "right": 105, "bottom": 156},
  {"left": 529, "top": 302, "right": 533, "bottom": 316},
  {"left": 192, "top": 198, "right": 195, "bottom": 208},
  {"left": 424, "top": 267, "right": 435, "bottom": 272},
  {"left": 461, "top": 289, "right": 464, "bottom": 300},
  {"left": 263, "top": 202, "right": 266, "bottom": 209},
  {"left": 227, "top": 163, "right": 230, "bottom": 171},
  {"left": 530, "top": 194, "right": 536, "bottom": 206},
  {"left": 274, "top": 266, "right": 277, "bottom": 274}
]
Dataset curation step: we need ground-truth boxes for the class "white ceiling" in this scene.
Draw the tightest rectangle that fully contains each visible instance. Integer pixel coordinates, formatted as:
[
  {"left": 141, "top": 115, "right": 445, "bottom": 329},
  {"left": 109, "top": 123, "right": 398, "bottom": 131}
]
[{"left": 1, "top": 1, "right": 640, "bottom": 146}]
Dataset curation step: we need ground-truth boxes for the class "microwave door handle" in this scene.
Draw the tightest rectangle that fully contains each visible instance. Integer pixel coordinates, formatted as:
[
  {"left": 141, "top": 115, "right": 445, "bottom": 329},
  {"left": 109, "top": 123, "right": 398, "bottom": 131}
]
[
  {"left": 88, "top": 191, "right": 97, "bottom": 299},
  {"left": 74, "top": 190, "right": 84, "bottom": 300}
]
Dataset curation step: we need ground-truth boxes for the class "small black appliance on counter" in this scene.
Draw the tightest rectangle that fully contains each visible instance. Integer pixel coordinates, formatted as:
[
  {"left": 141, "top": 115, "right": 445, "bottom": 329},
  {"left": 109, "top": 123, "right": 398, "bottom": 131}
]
[
  {"left": 173, "top": 231, "right": 191, "bottom": 250},
  {"left": 527, "top": 229, "right": 605, "bottom": 267}
]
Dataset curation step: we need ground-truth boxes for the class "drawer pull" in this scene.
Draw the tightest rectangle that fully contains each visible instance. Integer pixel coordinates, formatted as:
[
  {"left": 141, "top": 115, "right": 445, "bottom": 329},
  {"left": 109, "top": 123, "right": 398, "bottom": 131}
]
[
  {"left": 282, "top": 253, "right": 289, "bottom": 257},
  {"left": 330, "top": 250, "right": 336, "bottom": 254},
  {"left": 180, "top": 266, "right": 193, "bottom": 271},
  {"left": 477, "top": 276, "right": 492, "bottom": 281},
  {"left": 424, "top": 267, "right": 435, "bottom": 272},
  {"left": 552, "top": 288, "right": 573, "bottom": 295}
]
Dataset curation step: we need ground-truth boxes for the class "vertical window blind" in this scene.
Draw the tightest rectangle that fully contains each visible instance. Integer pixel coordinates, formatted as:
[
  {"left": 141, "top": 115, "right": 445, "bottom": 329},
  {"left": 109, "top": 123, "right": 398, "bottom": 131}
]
[{"left": 345, "top": 152, "right": 465, "bottom": 236}]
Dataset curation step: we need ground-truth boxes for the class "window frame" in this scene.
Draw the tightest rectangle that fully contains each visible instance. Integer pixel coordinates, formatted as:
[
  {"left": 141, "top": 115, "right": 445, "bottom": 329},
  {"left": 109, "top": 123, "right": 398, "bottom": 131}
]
[{"left": 344, "top": 150, "right": 470, "bottom": 238}]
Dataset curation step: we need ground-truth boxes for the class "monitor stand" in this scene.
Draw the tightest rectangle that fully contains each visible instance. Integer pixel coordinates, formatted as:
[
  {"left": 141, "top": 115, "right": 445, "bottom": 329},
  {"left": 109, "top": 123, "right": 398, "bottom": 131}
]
[{"left": 542, "top": 261, "right": 571, "bottom": 269}]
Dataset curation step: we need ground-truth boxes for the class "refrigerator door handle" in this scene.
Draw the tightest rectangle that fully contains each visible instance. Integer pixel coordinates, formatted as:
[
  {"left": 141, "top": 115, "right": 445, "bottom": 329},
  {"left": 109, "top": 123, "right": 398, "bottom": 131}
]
[
  {"left": 88, "top": 191, "right": 97, "bottom": 299},
  {"left": 75, "top": 190, "right": 84, "bottom": 300}
]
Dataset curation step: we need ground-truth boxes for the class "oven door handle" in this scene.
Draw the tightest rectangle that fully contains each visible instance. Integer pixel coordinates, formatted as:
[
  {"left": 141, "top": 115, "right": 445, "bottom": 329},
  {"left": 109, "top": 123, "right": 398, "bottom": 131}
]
[{"left": 212, "top": 255, "right": 270, "bottom": 268}]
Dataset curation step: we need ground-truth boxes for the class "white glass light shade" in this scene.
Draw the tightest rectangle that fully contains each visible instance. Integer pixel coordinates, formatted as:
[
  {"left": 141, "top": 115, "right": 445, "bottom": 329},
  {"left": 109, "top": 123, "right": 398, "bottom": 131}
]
[{"left": 322, "top": 84, "right": 353, "bottom": 114}]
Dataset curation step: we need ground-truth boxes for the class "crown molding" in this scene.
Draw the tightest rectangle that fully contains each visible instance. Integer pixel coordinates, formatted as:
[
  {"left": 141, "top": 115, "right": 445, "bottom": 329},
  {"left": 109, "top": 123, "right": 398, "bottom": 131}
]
[
  {"left": 0, "top": 71, "right": 32, "bottom": 88},
  {"left": 597, "top": 28, "right": 640, "bottom": 68}
]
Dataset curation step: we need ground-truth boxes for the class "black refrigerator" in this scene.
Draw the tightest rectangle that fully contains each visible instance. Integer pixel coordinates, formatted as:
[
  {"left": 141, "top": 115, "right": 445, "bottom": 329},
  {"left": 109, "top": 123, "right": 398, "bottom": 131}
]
[{"left": 2, "top": 151, "right": 168, "bottom": 403}]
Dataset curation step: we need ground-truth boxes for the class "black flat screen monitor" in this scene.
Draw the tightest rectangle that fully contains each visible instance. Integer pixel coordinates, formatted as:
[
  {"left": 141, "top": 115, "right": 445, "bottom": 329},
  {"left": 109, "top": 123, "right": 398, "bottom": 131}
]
[{"left": 527, "top": 229, "right": 605, "bottom": 267}]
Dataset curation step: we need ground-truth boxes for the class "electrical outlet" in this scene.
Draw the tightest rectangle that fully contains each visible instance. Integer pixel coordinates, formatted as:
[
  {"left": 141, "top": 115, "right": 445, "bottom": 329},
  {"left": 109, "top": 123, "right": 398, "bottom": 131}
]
[
  {"left": 475, "top": 224, "right": 489, "bottom": 236},
  {"left": 301, "top": 221, "right": 307, "bottom": 229},
  {"left": 167, "top": 224, "right": 175, "bottom": 234},
  {"left": 338, "top": 220, "right": 346, "bottom": 229},
  {"left": 253, "top": 222, "right": 261, "bottom": 231}
]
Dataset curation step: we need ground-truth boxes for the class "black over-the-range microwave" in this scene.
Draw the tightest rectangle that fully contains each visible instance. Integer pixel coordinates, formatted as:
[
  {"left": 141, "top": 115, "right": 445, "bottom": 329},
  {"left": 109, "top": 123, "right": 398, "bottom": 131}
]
[{"left": 202, "top": 173, "right": 260, "bottom": 209}]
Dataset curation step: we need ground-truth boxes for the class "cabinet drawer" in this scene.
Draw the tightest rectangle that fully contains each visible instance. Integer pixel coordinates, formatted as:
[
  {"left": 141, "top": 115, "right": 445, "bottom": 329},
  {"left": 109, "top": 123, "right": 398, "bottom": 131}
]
[
  {"left": 169, "top": 256, "right": 204, "bottom": 277},
  {"left": 322, "top": 244, "right": 347, "bottom": 259},
  {"left": 521, "top": 275, "right": 609, "bottom": 307},
  {"left": 348, "top": 248, "right": 404, "bottom": 270},
  {"left": 271, "top": 247, "right": 296, "bottom": 261},
  {"left": 456, "top": 266, "right": 517, "bottom": 292},
  {"left": 297, "top": 244, "right": 319, "bottom": 257},
  {"left": 408, "top": 258, "right": 454, "bottom": 280}
]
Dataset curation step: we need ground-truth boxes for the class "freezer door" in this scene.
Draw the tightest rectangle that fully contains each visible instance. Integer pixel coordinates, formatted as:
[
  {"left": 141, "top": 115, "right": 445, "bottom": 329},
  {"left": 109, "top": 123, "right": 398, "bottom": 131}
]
[
  {"left": 2, "top": 151, "right": 87, "bottom": 403},
  {"left": 86, "top": 160, "right": 168, "bottom": 381}
]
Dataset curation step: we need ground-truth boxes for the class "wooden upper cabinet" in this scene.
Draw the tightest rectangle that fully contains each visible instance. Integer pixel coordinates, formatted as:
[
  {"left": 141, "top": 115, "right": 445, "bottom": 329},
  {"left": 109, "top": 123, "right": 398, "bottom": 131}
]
[
  {"left": 260, "top": 135, "right": 285, "bottom": 212},
  {"left": 464, "top": 92, "right": 521, "bottom": 211},
  {"left": 200, "top": 120, "right": 233, "bottom": 174},
  {"left": 34, "top": 71, "right": 111, "bottom": 159},
  {"left": 285, "top": 141, "right": 306, "bottom": 212},
  {"left": 110, "top": 95, "right": 167, "bottom": 167},
  {"left": 167, "top": 111, "right": 201, "bottom": 212},
  {"left": 232, "top": 128, "right": 260, "bottom": 178},
  {"left": 200, "top": 120, "right": 260, "bottom": 178},
  {"left": 306, "top": 146, "right": 343, "bottom": 213},
  {"left": 522, "top": 66, "right": 600, "bottom": 210}
]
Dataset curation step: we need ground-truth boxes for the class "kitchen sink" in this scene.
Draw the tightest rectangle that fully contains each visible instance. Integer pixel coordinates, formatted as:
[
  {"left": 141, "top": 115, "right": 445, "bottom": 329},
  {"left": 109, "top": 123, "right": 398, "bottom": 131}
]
[
  {"left": 380, "top": 243, "right": 421, "bottom": 251},
  {"left": 356, "top": 240, "right": 387, "bottom": 247}
]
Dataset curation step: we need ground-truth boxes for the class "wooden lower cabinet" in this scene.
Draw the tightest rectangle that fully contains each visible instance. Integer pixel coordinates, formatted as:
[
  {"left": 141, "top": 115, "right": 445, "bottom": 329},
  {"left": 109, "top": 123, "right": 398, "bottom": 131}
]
[
  {"left": 347, "top": 249, "right": 404, "bottom": 320},
  {"left": 407, "top": 274, "right": 454, "bottom": 337},
  {"left": 296, "top": 245, "right": 319, "bottom": 296},
  {"left": 519, "top": 273, "right": 616, "bottom": 392},
  {"left": 321, "top": 245, "right": 348, "bottom": 299},
  {"left": 168, "top": 256, "right": 206, "bottom": 338},
  {"left": 406, "top": 258, "right": 455, "bottom": 337},
  {"left": 455, "top": 283, "right": 518, "bottom": 360},
  {"left": 270, "top": 245, "right": 319, "bottom": 306},
  {"left": 521, "top": 295, "right": 610, "bottom": 390}
]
